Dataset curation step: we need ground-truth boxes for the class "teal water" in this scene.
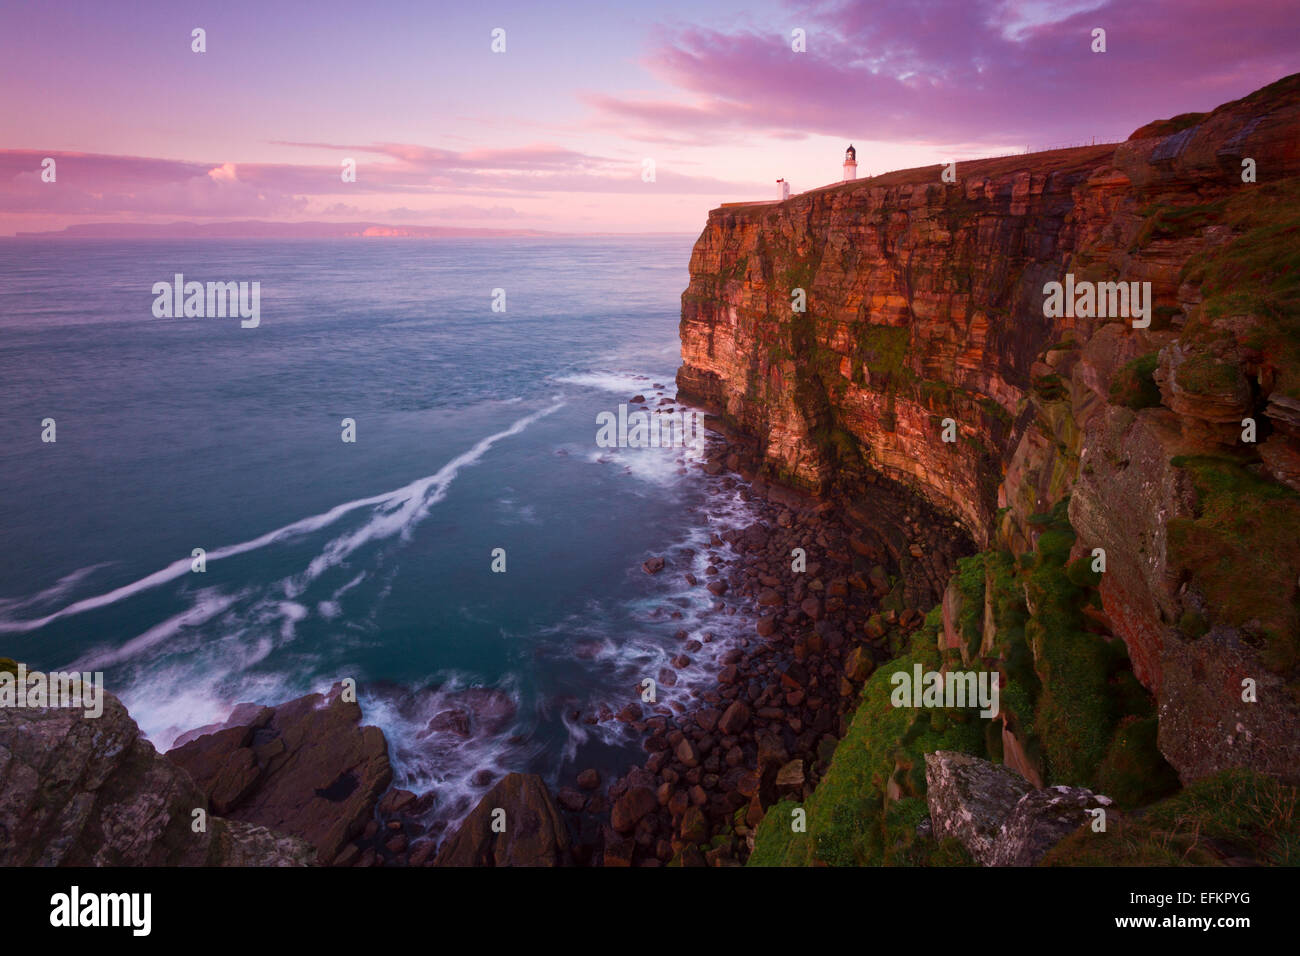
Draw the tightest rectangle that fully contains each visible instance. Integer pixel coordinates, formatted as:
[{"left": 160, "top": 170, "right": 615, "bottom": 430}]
[{"left": 0, "top": 237, "right": 759, "bottom": 824}]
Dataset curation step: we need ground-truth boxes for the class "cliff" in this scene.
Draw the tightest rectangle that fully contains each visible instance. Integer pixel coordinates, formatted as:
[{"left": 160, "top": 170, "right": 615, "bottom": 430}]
[
  {"left": 679, "top": 73, "right": 1300, "bottom": 805},
  {"left": 0, "top": 671, "right": 315, "bottom": 866}
]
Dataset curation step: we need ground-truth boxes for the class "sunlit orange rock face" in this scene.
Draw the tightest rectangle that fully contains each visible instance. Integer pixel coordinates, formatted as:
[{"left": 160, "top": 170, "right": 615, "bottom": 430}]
[{"left": 679, "top": 74, "right": 1300, "bottom": 784}]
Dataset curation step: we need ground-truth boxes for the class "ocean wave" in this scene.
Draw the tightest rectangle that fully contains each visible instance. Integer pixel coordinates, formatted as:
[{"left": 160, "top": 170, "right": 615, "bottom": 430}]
[
  {"left": 553, "top": 370, "right": 662, "bottom": 394},
  {"left": 0, "top": 402, "right": 565, "bottom": 635}
]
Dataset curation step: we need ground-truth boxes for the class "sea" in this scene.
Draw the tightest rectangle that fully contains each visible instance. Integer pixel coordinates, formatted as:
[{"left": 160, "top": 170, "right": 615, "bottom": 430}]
[{"left": 0, "top": 236, "right": 763, "bottom": 828}]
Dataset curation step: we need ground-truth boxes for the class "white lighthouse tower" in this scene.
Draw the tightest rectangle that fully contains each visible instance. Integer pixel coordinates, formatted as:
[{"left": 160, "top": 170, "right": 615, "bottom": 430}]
[
  {"left": 776, "top": 178, "right": 790, "bottom": 200},
  {"left": 843, "top": 144, "right": 858, "bottom": 182}
]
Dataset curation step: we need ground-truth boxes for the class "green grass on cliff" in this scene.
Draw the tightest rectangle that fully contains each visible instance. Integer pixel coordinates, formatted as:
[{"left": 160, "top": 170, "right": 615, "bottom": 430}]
[
  {"left": 1095, "top": 716, "right": 1181, "bottom": 809},
  {"left": 1168, "top": 455, "right": 1300, "bottom": 670},
  {"left": 748, "top": 626, "right": 984, "bottom": 867},
  {"left": 855, "top": 325, "right": 911, "bottom": 382},
  {"left": 1022, "top": 500, "right": 1142, "bottom": 785},
  {"left": 748, "top": 506, "right": 1182, "bottom": 866},
  {"left": 1180, "top": 178, "right": 1300, "bottom": 397},
  {"left": 953, "top": 554, "right": 985, "bottom": 660},
  {"left": 1130, "top": 196, "right": 1231, "bottom": 252},
  {"left": 1108, "top": 353, "right": 1162, "bottom": 409},
  {"left": 1127, "top": 111, "right": 1206, "bottom": 141},
  {"left": 1174, "top": 351, "right": 1244, "bottom": 395},
  {"left": 1042, "top": 769, "right": 1298, "bottom": 866},
  {"left": 984, "top": 501, "right": 1169, "bottom": 795}
]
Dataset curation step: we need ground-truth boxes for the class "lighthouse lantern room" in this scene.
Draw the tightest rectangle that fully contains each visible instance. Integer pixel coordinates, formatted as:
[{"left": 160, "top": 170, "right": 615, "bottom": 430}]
[{"left": 843, "top": 144, "right": 857, "bottom": 182}]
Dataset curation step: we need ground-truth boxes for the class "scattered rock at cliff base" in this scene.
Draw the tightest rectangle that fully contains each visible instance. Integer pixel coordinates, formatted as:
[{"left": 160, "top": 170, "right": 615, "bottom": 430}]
[
  {"left": 166, "top": 681, "right": 392, "bottom": 866},
  {"left": 434, "top": 772, "right": 571, "bottom": 866},
  {"left": 925, "top": 751, "right": 1112, "bottom": 866},
  {"left": 611, "top": 785, "right": 658, "bottom": 833},
  {"left": 0, "top": 683, "right": 313, "bottom": 866}
]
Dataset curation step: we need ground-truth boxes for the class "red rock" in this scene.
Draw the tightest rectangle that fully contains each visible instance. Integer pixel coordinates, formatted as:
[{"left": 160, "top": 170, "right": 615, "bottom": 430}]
[
  {"left": 675, "top": 738, "right": 701, "bottom": 768},
  {"left": 434, "top": 773, "right": 570, "bottom": 866},
  {"left": 679, "top": 806, "right": 709, "bottom": 844},
  {"left": 557, "top": 787, "right": 587, "bottom": 812},
  {"left": 718, "top": 701, "right": 751, "bottom": 735},
  {"left": 166, "top": 683, "right": 391, "bottom": 866}
]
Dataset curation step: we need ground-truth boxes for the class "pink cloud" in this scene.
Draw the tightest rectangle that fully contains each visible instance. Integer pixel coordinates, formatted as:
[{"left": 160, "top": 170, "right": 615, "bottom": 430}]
[
  {"left": 0, "top": 144, "right": 759, "bottom": 228},
  {"left": 588, "top": 0, "right": 1300, "bottom": 146}
]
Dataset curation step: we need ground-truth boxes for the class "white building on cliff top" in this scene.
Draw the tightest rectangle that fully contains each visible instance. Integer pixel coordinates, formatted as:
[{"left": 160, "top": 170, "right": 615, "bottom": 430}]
[{"left": 843, "top": 144, "right": 857, "bottom": 181}]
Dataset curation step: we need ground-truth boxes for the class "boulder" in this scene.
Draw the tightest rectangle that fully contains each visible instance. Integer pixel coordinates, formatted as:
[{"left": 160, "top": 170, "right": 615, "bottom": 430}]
[
  {"left": 924, "top": 751, "right": 1032, "bottom": 865},
  {"left": 718, "top": 700, "right": 750, "bottom": 735},
  {"left": 990, "top": 786, "right": 1112, "bottom": 866},
  {"left": 844, "top": 645, "right": 874, "bottom": 682},
  {"left": 434, "top": 773, "right": 571, "bottom": 866},
  {"left": 611, "top": 786, "right": 658, "bottom": 833},
  {"left": 0, "top": 685, "right": 312, "bottom": 866},
  {"left": 166, "top": 682, "right": 392, "bottom": 865}
]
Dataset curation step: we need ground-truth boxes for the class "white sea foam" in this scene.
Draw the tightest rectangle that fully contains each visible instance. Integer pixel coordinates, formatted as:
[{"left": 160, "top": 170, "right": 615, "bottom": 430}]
[
  {"left": 0, "top": 402, "right": 564, "bottom": 634},
  {"left": 554, "top": 370, "right": 659, "bottom": 394}
]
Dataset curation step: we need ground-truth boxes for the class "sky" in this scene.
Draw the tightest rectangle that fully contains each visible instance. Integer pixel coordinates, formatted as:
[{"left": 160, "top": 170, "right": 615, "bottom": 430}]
[{"left": 1, "top": 0, "right": 1297, "bottom": 235}]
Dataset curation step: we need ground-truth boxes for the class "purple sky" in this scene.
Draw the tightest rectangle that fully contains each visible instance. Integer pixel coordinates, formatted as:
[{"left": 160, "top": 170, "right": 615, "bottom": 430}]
[{"left": 2, "top": 0, "right": 1297, "bottom": 234}]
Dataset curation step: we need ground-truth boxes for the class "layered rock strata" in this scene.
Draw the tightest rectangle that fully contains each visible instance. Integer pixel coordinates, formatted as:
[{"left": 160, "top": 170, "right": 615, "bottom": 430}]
[{"left": 678, "top": 75, "right": 1300, "bottom": 786}]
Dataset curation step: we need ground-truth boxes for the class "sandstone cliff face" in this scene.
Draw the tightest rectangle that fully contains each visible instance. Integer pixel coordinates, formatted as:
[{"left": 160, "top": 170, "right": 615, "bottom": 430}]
[{"left": 679, "top": 75, "right": 1300, "bottom": 786}]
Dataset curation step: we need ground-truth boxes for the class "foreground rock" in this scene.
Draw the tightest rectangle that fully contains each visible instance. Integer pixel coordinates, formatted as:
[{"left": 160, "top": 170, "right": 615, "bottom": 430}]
[
  {"left": 989, "top": 784, "right": 1112, "bottom": 866},
  {"left": 925, "top": 751, "right": 1111, "bottom": 866},
  {"left": 166, "top": 682, "right": 391, "bottom": 865},
  {"left": 925, "top": 751, "right": 1034, "bottom": 864},
  {"left": 0, "top": 684, "right": 313, "bottom": 866},
  {"left": 434, "top": 773, "right": 571, "bottom": 866}
]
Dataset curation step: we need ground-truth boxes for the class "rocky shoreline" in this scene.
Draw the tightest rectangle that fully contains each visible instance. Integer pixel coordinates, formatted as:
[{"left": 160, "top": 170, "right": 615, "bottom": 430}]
[
  {"left": 342, "top": 398, "right": 976, "bottom": 867},
  {"left": 550, "top": 412, "right": 975, "bottom": 866},
  {"left": 165, "top": 404, "right": 975, "bottom": 868},
  {"left": 4, "top": 393, "right": 976, "bottom": 868}
]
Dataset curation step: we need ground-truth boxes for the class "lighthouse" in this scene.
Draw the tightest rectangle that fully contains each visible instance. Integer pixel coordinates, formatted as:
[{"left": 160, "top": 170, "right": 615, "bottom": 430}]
[{"left": 843, "top": 144, "right": 857, "bottom": 182}]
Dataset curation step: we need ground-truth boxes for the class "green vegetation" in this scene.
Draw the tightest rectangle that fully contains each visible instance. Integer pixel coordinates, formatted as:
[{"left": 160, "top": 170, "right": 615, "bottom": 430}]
[
  {"left": 778, "top": 256, "right": 819, "bottom": 299},
  {"left": 856, "top": 325, "right": 911, "bottom": 382},
  {"left": 1043, "top": 769, "right": 1298, "bottom": 866},
  {"left": 1130, "top": 197, "right": 1230, "bottom": 251},
  {"left": 1096, "top": 716, "right": 1181, "bottom": 809},
  {"left": 1168, "top": 455, "right": 1300, "bottom": 669},
  {"left": 1174, "top": 351, "right": 1242, "bottom": 395},
  {"left": 747, "top": 498, "right": 1195, "bottom": 867},
  {"left": 953, "top": 554, "right": 986, "bottom": 660},
  {"left": 977, "top": 396, "right": 1014, "bottom": 427},
  {"left": 1180, "top": 178, "right": 1300, "bottom": 397},
  {"left": 1128, "top": 111, "right": 1206, "bottom": 140},
  {"left": 748, "top": 624, "right": 984, "bottom": 866},
  {"left": 1108, "top": 353, "right": 1162, "bottom": 409},
  {"left": 1031, "top": 372, "right": 1068, "bottom": 403},
  {"left": 1022, "top": 499, "right": 1129, "bottom": 784}
]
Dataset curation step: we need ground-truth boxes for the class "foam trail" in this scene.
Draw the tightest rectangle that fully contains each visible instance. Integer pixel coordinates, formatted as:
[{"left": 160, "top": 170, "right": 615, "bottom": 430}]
[
  {"left": 0, "top": 402, "right": 564, "bottom": 634},
  {"left": 554, "top": 370, "right": 657, "bottom": 394},
  {"left": 0, "top": 562, "right": 112, "bottom": 615},
  {"left": 74, "top": 589, "right": 242, "bottom": 670}
]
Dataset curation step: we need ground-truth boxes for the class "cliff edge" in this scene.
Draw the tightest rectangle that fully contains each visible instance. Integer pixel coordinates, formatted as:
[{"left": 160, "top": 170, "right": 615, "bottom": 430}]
[{"left": 679, "top": 74, "right": 1300, "bottom": 823}]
